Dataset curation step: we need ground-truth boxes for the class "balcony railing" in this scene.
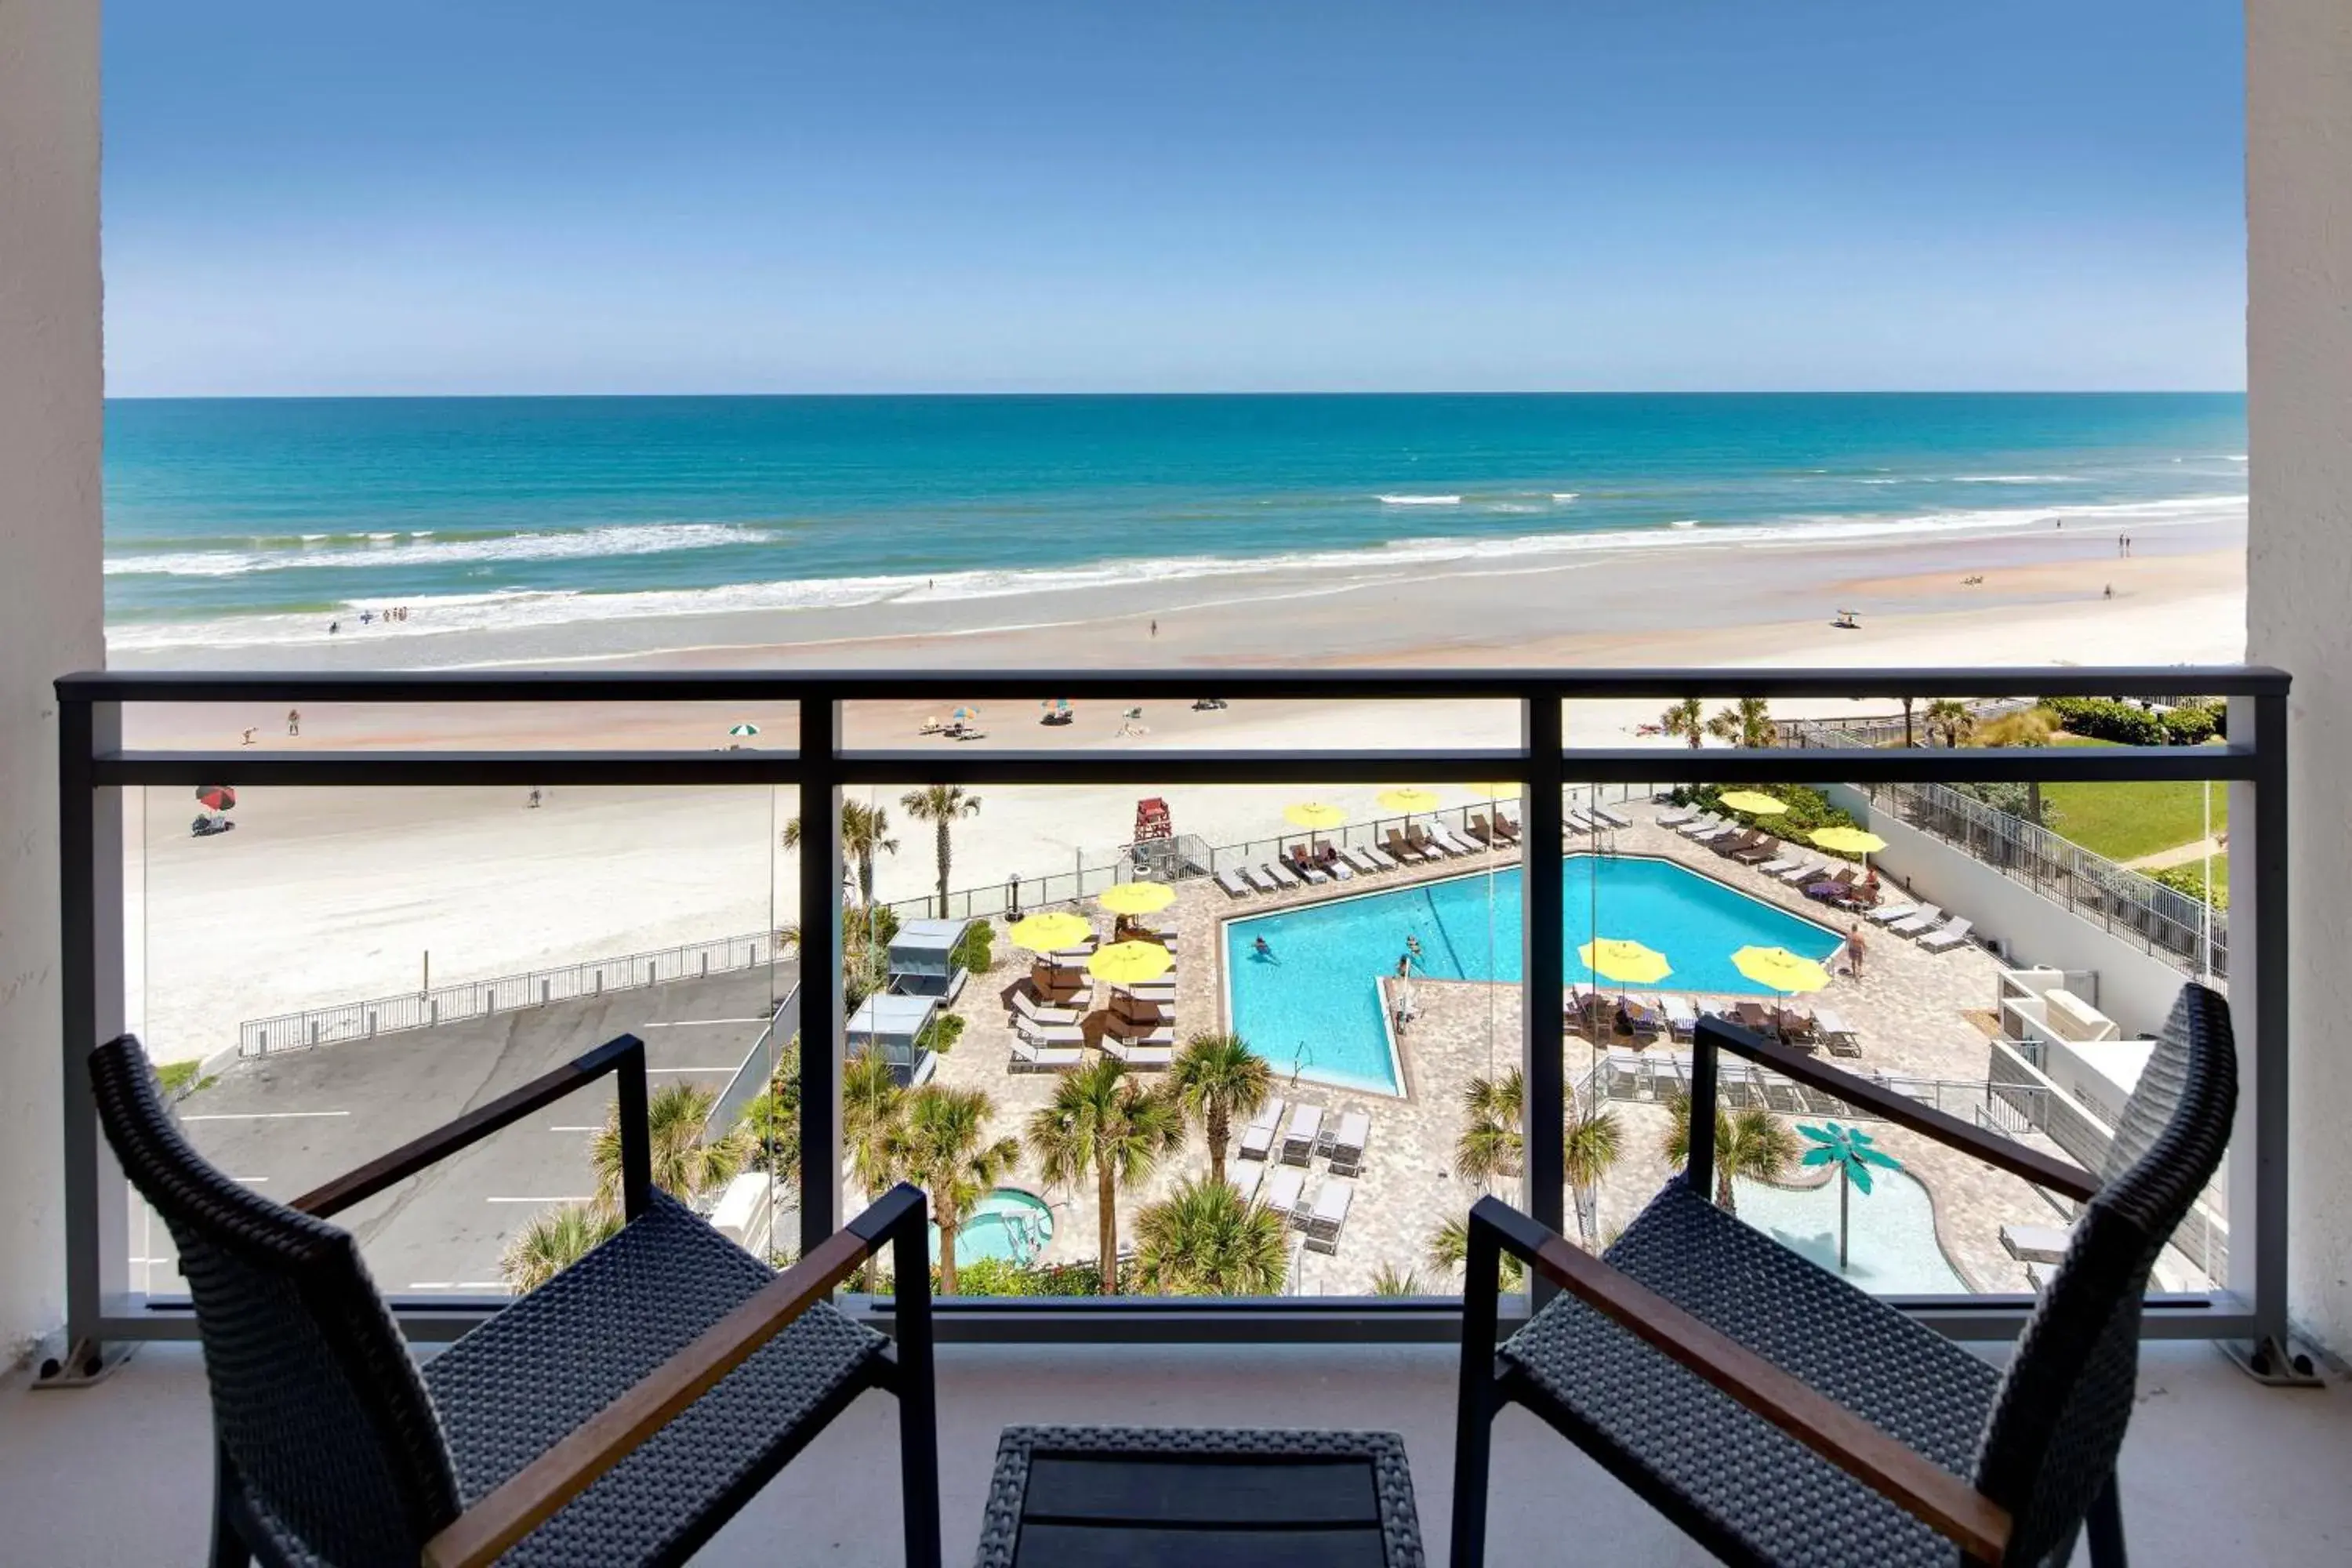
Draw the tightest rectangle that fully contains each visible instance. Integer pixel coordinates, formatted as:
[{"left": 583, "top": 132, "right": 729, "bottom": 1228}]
[{"left": 53, "top": 666, "right": 2292, "bottom": 1371}]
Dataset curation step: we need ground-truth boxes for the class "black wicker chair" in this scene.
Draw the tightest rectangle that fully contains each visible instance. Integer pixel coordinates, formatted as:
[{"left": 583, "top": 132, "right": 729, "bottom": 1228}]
[
  {"left": 1451, "top": 981, "right": 2237, "bottom": 1568},
  {"left": 90, "top": 1030, "right": 942, "bottom": 1568}
]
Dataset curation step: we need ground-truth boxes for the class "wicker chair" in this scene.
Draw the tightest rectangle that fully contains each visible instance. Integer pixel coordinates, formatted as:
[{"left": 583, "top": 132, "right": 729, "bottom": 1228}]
[
  {"left": 90, "top": 1031, "right": 941, "bottom": 1568},
  {"left": 1451, "top": 982, "right": 2237, "bottom": 1568}
]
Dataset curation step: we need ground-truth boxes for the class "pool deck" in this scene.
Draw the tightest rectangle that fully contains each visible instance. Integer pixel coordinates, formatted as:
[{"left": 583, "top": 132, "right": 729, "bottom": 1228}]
[{"left": 920, "top": 795, "right": 2110, "bottom": 1297}]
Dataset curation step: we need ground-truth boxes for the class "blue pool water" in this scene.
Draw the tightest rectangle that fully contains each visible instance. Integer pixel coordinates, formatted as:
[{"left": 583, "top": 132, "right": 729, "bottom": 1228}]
[
  {"left": 1733, "top": 1169, "right": 1967, "bottom": 1294},
  {"left": 931, "top": 1187, "right": 1054, "bottom": 1265},
  {"left": 1224, "top": 855, "right": 1843, "bottom": 1094}
]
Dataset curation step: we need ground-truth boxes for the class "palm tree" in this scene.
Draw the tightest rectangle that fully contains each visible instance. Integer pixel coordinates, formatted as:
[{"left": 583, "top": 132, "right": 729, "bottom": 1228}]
[
  {"left": 842, "top": 1046, "right": 906, "bottom": 1290},
  {"left": 501, "top": 1201, "right": 621, "bottom": 1292},
  {"left": 1976, "top": 708, "right": 2056, "bottom": 824},
  {"left": 1370, "top": 1264, "right": 1425, "bottom": 1297},
  {"left": 900, "top": 785, "right": 982, "bottom": 918},
  {"left": 1168, "top": 1033, "right": 1273, "bottom": 1188},
  {"left": 1660, "top": 697, "right": 1708, "bottom": 749},
  {"left": 1564, "top": 1102, "right": 1625, "bottom": 1247},
  {"left": 840, "top": 799, "right": 900, "bottom": 906},
  {"left": 1132, "top": 1178, "right": 1289, "bottom": 1296},
  {"left": 1925, "top": 699, "right": 1976, "bottom": 749},
  {"left": 888, "top": 1085, "right": 1019, "bottom": 1297},
  {"left": 1427, "top": 1216, "right": 1526, "bottom": 1292},
  {"left": 1706, "top": 696, "right": 1777, "bottom": 750},
  {"left": 1025, "top": 1058, "right": 1186, "bottom": 1295},
  {"left": 781, "top": 813, "right": 800, "bottom": 852},
  {"left": 592, "top": 1082, "right": 754, "bottom": 1208},
  {"left": 742, "top": 1033, "right": 802, "bottom": 1190},
  {"left": 1661, "top": 1093, "right": 1800, "bottom": 1215},
  {"left": 1454, "top": 1067, "right": 1525, "bottom": 1186}
]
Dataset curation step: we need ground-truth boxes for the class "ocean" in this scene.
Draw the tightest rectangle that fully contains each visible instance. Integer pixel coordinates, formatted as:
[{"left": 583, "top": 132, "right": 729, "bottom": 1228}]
[{"left": 103, "top": 393, "right": 2247, "bottom": 652}]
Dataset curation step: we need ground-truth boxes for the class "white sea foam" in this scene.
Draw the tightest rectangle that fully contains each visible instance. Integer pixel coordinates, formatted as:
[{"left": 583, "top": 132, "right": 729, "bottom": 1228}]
[
  {"left": 1948, "top": 474, "right": 2079, "bottom": 485},
  {"left": 107, "top": 492, "right": 2245, "bottom": 654},
  {"left": 1377, "top": 493, "right": 1461, "bottom": 506},
  {"left": 1551, "top": 492, "right": 1579, "bottom": 503},
  {"left": 1668, "top": 519, "right": 1700, "bottom": 529},
  {"left": 104, "top": 521, "right": 775, "bottom": 579}
]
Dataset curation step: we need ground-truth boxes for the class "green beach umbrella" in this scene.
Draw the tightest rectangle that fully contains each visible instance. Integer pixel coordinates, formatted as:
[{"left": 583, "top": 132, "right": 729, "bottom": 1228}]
[{"left": 727, "top": 722, "right": 760, "bottom": 739}]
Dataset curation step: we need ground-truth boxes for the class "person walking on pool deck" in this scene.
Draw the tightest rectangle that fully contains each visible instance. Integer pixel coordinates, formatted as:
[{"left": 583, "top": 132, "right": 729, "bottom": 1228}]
[
  {"left": 1846, "top": 924, "right": 1867, "bottom": 979},
  {"left": 285, "top": 708, "right": 301, "bottom": 736}
]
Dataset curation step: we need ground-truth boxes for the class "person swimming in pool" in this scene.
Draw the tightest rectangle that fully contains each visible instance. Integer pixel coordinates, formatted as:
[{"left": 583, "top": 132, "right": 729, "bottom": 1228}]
[
  {"left": 1253, "top": 935, "right": 1277, "bottom": 963},
  {"left": 1405, "top": 934, "right": 1424, "bottom": 960}
]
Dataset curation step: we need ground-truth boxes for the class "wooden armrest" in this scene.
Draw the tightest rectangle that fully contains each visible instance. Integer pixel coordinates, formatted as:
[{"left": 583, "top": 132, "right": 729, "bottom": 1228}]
[
  {"left": 1473, "top": 1199, "right": 2010, "bottom": 1565},
  {"left": 421, "top": 1184, "right": 927, "bottom": 1568},
  {"left": 1697, "top": 1019, "right": 2100, "bottom": 1203},
  {"left": 293, "top": 1034, "right": 646, "bottom": 1218}
]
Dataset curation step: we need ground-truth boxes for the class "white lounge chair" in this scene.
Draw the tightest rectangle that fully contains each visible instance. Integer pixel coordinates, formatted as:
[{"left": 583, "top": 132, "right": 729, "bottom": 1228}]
[
  {"left": 1009, "top": 1036, "right": 1084, "bottom": 1071},
  {"left": 1336, "top": 844, "right": 1378, "bottom": 875},
  {"left": 1661, "top": 995, "right": 1700, "bottom": 1041},
  {"left": 1867, "top": 901, "right": 1921, "bottom": 926},
  {"left": 1016, "top": 1018, "right": 1085, "bottom": 1047},
  {"left": 1232, "top": 1164, "right": 1263, "bottom": 1205},
  {"left": 1215, "top": 869, "right": 1252, "bottom": 898},
  {"left": 1279, "top": 1104, "right": 1324, "bottom": 1167},
  {"left": 1656, "top": 804, "right": 1698, "bottom": 827},
  {"left": 1302, "top": 1181, "right": 1354, "bottom": 1253},
  {"left": 1122, "top": 1043, "right": 1175, "bottom": 1069},
  {"left": 1324, "top": 1110, "right": 1370, "bottom": 1176},
  {"left": 1917, "top": 916, "right": 1975, "bottom": 953},
  {"left": 1011, "top": 989, "right": 1082, "bottom": 1027},
  {"left": 1260, "top": 858, "right": 1300, "bottom": 890},
  {"left": 1289, "top": 853, "right": 1330, "bottom": 885},
  {"left": 1755, "top": 855, "right": 1800, "bottom": 876},
  {"left": 1262, "top": 1165, "right": 1307, "bottom": 1221},
  {"left": 1813, "top": 1007, "right": 1860, "bottom": 1056},
  {"left": 1888, "top": 904, "right": 1945, "bottom": 937},
  {"left": 1237, "top": 1095, "right": 1286, "bottom": 1162},
  {"left": 1435, "top": 825, "right": 1482, "bottom": 855},
  {"left": 1359, "top": 842, "right": 1401, "bottom": 871},
  {"left": 1778, "top": 861, "right": 1828, "bottom": 885},
  {"left": 1677, "top": 812, "right": 1724, "bottom": 838},
  {"left": 1241, "top": 865, "right": 1280, "bottom": 895},
  {"left": 1590, "top": 803, "right": 1632, "bottom": 828},
  {"left": 1563, "top": 811, "right": 1594, "bottom": 835}
]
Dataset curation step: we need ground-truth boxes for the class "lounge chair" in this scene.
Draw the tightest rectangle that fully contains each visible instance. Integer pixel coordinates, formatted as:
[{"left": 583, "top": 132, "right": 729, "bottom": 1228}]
[
  {"left": 1237, "top": 1096, "right": 1286, "bottom": 1162},
  {"left": 1803, "top": 869, "right": 1858, "bottom": 902},
  {"left": 1302, "top": 1181, "right": 1355, "bottom": 1253},
  {"left": 2000, "top": 1222, "right": 2072, "bottom": 1265},
  {"left": 1918, "top": 916, "right": 1976, "bottom": 952},
  {"left": 1468, "top": 814, "right": 1500, "bottom": 847},
  {"left": 1661, "top": 994, "right": 1700, "bottom": 1041},
  {"left": 1812, "top": 1007, "right": 1860, "bottom": 1056},
  {"left": 1563, "top": 810, "right": 1594, "bottom": 835},
  {"left": 1867, "top": 899, "right": 1920, "bottom": 925},
  {"left": 1215, "top": 868, "right": 1253, "bottom": 898},
  {"left": 1406, "top": 825, "right": 1452, "bottom": 858},
  {"left": 1777, "top": 860, "right": 1828, "bottom": 885},
  {"left": 1655, "top": 804, "right": 1698, "bottom": 827},
  {"left": 1888, "top": 903, "right": 1945, "bottom": 937},
  {"left": 1232, "top": 1164, "right": 1263, "bottom": 1205},
  {"left": 1493, "top": 813, "right": 1523, "bottom": 843},
  {"left": 1449, "top": 985, "right": 2238, "bottom": 1568},
  {"left": 1383, "top": 829, "right": 1431, "bottom": 864},
  {"left": 1011, "top": 989, "right": 1082, "bottom": 1027},
  {"left": 1732, "top": 836, "right": 1781, "bottom": 866},
  {"left": 1262, "top": 1164, "right": 1308, "bottom": 1221},
  {"left": 1676, "top": 812, "right": 1724, "bottom": 838},
  {"left": 1240, "top": 864, "right": 1279, "bottom": 894},
  {"left": 1325, "top": 1110, "right": 1370, "bottom": 1177},
  {"left": 1709, "top": 828, "right": 1761, "bottom": 858},
  {"left": 1010, "top": 1036, "right": 1085, "bottom": 1072},
  {"left": 1432, "top": 823, "right": 1481, "bottom": 855},
  {"left": 1122, "top": 1042, "right": 1175, "bottom": 1069},
  {"left": 1590, "top": 803, "right": 1632, "bottom": 828},
  {"left": 1262, "top": 858, "right": 1303, "bottom": 890},
  {"left": 1338, "top": 844, "right": 1381, "bottom": 875},
  {"left": 1016, "top": 1018, "right": 1085, "bottom": 1047},
  {"left": 1279, "top": 1104, "right": 1325, "bottom": 1167},
  {"left": 1621, "top": 996, "right": 1667, "bottom": 1039},
  {"left": 1360, "top": 842, "right": 1402, "bottom": 871},
  {"left": 1286, "top": 845, "right": 1330, "bottom": 884}
]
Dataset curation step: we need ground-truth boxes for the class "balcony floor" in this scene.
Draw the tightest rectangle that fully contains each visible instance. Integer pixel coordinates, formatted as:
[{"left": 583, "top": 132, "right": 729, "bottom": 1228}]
[{"left": 5, "top": 1335, "right": 2344, "bottom": 1564}]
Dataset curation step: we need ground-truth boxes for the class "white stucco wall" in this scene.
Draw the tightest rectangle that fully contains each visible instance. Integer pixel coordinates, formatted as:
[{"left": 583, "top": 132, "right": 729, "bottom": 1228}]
[
  {"left": 2248, "top": 0, "right": 2352, "bottom": 1356},
  {"left": 0, "top": 0, "right": 104, "bottom": 1363},
  {"left": 1823, "top": 787, "right": 2198, "bottom": 1040}
]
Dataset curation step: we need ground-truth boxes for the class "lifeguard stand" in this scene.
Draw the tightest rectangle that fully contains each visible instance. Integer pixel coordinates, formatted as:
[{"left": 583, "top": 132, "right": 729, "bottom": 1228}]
[{"left": 1129, "top": 796, "right": 1185, "bottom": 880}]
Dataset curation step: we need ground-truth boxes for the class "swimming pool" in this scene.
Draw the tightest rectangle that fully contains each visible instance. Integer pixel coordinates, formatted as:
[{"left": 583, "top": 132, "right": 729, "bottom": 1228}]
[
  {"left": 1733, "top": 1168, "right": 1967, "bottom": 1294},
  {"left": 1223, "top": 855, "right": 1843, "bottom": 1094},
  {"left": 931, "top": 1187, "right": 1054, "bottom": 1265}
]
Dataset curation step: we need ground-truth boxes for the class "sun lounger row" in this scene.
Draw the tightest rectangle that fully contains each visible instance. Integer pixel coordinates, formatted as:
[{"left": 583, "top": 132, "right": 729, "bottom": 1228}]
[
  {"left": 1234, "top": 1098, "right": 1370, "bottom": 1174},
  {"left": 1220, "top": 822, "right": 1510, "bottom": 900},
  {"left": 1240, "top": 1164, "right": 1354, "bottom": 1253},
  {"left": 1565, "top": 989, "right": 1863, "bottom": 1056}
]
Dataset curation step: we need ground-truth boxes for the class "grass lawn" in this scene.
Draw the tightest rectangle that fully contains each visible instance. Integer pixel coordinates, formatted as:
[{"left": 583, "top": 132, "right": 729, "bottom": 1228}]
[{"left": 2042, "top": 736, "right": 2230, "bottom": 863}]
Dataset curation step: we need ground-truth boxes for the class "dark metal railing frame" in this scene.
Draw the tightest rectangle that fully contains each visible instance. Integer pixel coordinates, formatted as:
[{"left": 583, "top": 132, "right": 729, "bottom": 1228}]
[{"left": 53, "top": 666, "right": 2292, "bottom": 1367}]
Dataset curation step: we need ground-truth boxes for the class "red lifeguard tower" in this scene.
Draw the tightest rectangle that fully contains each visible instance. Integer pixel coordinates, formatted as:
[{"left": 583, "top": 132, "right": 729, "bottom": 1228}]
[{"left": 1133, "top": 796, "right": 1172, "bottom": 844}]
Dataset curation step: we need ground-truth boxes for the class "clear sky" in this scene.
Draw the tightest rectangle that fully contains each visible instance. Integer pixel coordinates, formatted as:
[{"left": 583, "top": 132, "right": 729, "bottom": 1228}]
[{"left": 103, "top": 1, "right": 2246, "bottom": 396}]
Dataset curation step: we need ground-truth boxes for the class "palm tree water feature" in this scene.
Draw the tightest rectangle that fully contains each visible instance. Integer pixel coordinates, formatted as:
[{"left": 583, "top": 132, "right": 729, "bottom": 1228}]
[{"left": 1798, "top": 1120, "right": 1904, "bottom": 1274}]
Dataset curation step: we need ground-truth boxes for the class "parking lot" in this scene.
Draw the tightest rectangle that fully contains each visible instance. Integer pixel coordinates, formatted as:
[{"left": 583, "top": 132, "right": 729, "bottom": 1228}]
[{"left": 143, "top": 965, "right": 792, "bottom": 1297}]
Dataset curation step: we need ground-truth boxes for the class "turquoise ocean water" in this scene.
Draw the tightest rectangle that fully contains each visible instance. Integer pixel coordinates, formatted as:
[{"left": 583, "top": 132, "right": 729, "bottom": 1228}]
[{"left": 104, "top": 393, "right": 2245, "bottom": 652}]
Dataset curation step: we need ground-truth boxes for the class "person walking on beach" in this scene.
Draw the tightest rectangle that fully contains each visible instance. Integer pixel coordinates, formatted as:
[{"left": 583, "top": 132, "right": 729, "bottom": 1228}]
[
  {"left": 328, "top": 620, "right": 339, "bottom": 635},
  {"left": 1149, "top": 619, "right": 1158, "bottom": 638},
  {"left": 286, "top": 709, "right": 301, "bottom": 737},
  {"left": 527, "top": 789, "right": 542, "bottom": 809},
  {"left": 1846, "top": 924, "right": 1867, "bottom": 979},
  {"left": 240, "top": 728, "right": 256, "bottom": 746}
]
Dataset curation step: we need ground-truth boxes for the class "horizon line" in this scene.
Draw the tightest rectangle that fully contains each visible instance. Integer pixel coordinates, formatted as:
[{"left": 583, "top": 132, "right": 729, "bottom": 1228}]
[{"left": 103, "top": 387, "right": 2251, "bottom": 402}]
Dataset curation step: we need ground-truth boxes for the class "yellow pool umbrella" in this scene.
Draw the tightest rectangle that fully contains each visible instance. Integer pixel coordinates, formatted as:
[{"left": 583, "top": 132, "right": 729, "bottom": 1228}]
[
  {"left": 1732, "top": 946, "right": 1832, "bottom": 995},
  {"left": 1377, "top": 787, "right": 1441, "bottom": 815},
  {"left": 1810, "top": 826, "right": 1887, "bottom": 857},
  {"left": 1578, "top": 937, "right": 1673, "bottom": 986},
  {"left": 1005, "top": 911, "right": 1092, "bottom": 953},
  {"left": 1098, "top": 880, "right": 1176, "bottom": 917},
  {"left": 1087, "top": 940, "right": 1174, "bottom": 986},
  {"left": 1283, "top": 801, "right": 1348, "bottom": 831},
  {"left": 1719, "top": 789, "right": 1788, "bottom": 816},
  {"left": 1468, "top": 782, "right": 1523, "bottom": 802}
]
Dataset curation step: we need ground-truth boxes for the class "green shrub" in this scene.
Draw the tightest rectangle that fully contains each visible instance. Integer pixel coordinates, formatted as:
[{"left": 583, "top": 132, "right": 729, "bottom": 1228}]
[
  {"left": 868, "top": 1256, "right": 1131, "bottom": 1297},
  {"left": 915, "top": 1011, "right": 966, "bottom": 1055},
  {"left": 2044, "top": 697, "right": 2167, "bottom": 746},
  {"left": 156, "top": 1060, "right": 209, "bottom": 1100},
  {"left": 2161, "top": 701, "right": 2223, "bottom": 746},
  {"left": 2149, "top": 861, "right": 2230, "bottom": 911},
  {"left": 949, "top": 920, "right": 994, "bottom": 976}
]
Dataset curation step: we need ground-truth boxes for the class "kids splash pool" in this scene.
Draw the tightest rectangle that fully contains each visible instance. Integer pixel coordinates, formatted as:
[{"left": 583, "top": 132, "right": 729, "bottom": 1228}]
[
  {"left": 1222, "top": 855, "right": 1844, "bottom": 1094},
  {"left": 930, "top": 1187, "right": 1054, "bottom": 1265}
]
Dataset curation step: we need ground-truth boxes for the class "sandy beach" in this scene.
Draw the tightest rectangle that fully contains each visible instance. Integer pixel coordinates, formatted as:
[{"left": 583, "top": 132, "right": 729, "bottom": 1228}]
[{"left": 121, "top": 502, "right": 2249, "bottom": 1060}]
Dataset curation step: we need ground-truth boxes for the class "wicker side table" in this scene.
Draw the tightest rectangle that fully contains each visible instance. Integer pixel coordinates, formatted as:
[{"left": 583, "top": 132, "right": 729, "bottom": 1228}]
[{"left": 975, "top": 1425, "right": 1424, "bottom": 1567}]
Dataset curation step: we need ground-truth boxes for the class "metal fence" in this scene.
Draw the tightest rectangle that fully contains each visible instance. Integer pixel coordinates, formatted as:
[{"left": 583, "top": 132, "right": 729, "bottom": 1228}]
[{"left": 238, "top": 928, "right": 784, "bottom": 1055}]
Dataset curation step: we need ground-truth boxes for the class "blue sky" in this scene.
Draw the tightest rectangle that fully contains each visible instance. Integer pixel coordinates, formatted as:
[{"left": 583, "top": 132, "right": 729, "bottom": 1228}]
[{"left": 103, "top": 1, "right": 2245, "bottom": 395}]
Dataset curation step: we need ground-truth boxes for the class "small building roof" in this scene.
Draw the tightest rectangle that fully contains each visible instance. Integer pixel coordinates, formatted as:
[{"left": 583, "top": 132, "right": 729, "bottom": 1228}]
[
  {"left": 890, "top": 919, "right": 969, "bottom": 955},
  {"left": 847, "top": 992, "right": 940, "bottom": 1039}
]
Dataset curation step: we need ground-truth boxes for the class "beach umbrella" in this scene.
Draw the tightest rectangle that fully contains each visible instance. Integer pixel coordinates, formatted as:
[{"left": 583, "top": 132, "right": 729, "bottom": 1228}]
[
  {"left": 1809, "top": 826, "right": 1886, "bottom": 857},
  {"left": 1283, "top": 801, "right": 1348, "bottom": 831},
  {"left": 1087, "top": 940, "right": 1174, "bottom": 987},
  {"left": 1731, "top": 946, "right": 1832, "bottom": 994},
  {"left": 727, "top": 722, "right": 760, "bottom": 739},
  {"left": 194, "top": 785, "right": 237, "bottom": 811},
  {"left": 1377, "top": 788, "right": 1442, "bottom": 815},
  {"left": 1718, "top": 789, "right": 1788, "bottom": 816},
  {"left": 1468, "top": 782, "right": 1523, "bottom": 802},
  {"left": 1006, "top": 911, "right": 1092, "bottom": 953},
  {"left": 1098, "top": 880, "right": 1176, "bottom": 918},
  {"left": 1577, "top": 937, "right": 1672, "bottom": 987}
]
